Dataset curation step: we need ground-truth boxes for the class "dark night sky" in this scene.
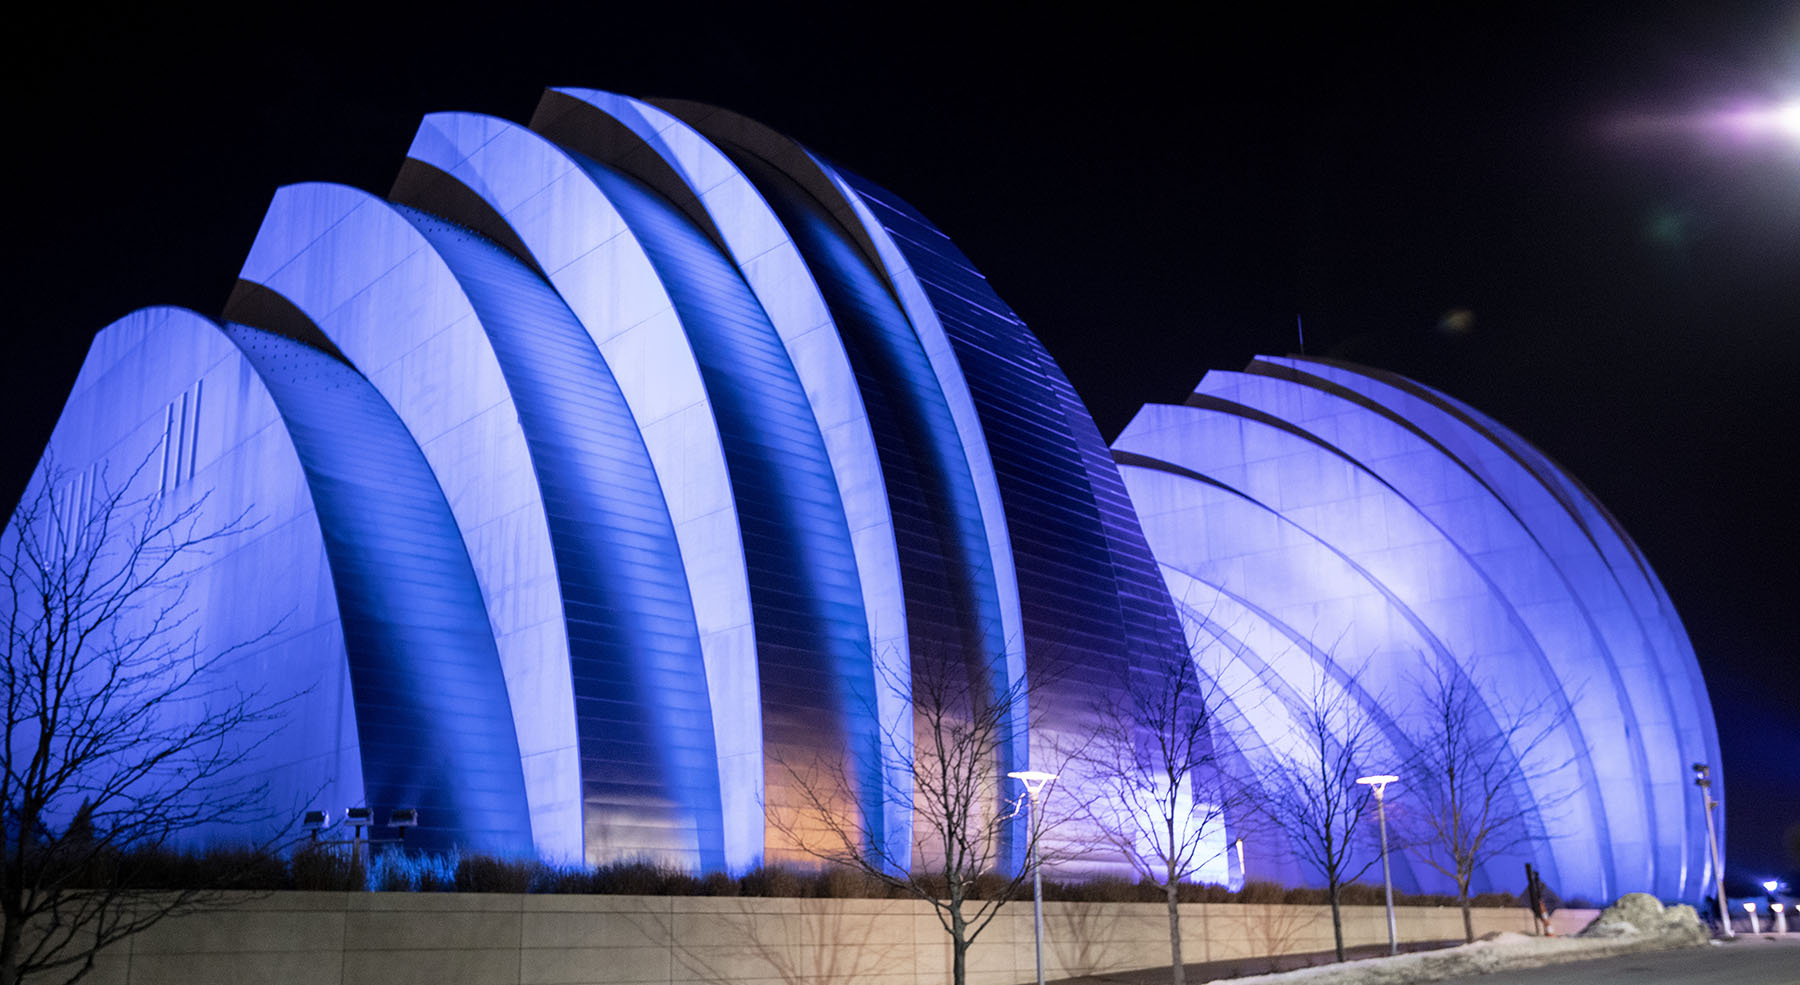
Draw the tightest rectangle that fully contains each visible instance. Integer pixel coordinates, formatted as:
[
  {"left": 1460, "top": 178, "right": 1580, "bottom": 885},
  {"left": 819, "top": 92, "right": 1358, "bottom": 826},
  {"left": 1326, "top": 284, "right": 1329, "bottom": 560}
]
[{"left": 6, "top": 4, "right": 1796, "bottom": 887}]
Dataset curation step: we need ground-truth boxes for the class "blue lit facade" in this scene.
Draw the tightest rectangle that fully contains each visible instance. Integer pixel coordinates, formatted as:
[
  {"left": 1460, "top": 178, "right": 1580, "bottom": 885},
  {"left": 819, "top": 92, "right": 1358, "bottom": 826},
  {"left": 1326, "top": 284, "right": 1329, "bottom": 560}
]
[
  {"left": 6, "top": 91, "right": 1718, "bottom": 902},
  {"left": 1112, "top": 356, "right": 1722, "bottom": 902}
]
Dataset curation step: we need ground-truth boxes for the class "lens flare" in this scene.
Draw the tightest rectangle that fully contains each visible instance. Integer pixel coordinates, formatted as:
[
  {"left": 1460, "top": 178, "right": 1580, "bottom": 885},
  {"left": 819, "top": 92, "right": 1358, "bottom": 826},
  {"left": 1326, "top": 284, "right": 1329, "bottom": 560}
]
[{"left": 1777, "top": 100, "right": 1800, "bottom": 139}]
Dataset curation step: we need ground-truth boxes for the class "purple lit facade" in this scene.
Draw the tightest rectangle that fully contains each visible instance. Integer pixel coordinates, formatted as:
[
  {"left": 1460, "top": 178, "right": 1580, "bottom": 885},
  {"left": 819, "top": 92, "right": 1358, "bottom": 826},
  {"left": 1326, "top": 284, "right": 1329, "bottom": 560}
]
[
  {"left": 4, "top": 91, "right": 1718, "bottom": 903},
  {"left": 1113, "top": 356, "right": 1721, "bottom": 901}
]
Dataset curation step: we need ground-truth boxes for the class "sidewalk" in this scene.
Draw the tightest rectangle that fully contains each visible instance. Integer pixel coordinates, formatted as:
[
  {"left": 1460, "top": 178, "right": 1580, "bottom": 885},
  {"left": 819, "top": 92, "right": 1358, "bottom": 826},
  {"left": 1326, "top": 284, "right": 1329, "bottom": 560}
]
[{"left": 1043, "top": 939, "right": 1467, "bottom": 984}]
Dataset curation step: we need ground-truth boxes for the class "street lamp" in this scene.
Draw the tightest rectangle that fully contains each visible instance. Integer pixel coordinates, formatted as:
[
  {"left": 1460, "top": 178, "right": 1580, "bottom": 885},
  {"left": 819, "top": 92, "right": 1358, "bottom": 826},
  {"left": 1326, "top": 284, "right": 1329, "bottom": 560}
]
[
  {"left": 1773, "top": 902, "right": 1788, "bottom": 935},
  {"left": 1008, "top": 770, "right": 1057, "bottom": 985},
  {"left": 1356, "top": 774, "right": 1400, "bottom": 955},
  {"left": 1692, "top": 763, "right": 1733, "bottom": 938},
  {"left": 1744, "top": 901, "right": 1761, "bottom": 935}
]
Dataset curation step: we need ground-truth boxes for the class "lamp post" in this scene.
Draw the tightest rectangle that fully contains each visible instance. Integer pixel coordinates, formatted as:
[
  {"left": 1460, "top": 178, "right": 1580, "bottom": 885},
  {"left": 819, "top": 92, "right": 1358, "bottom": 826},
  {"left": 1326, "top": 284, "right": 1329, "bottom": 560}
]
[
  {"left": 1773, "top": 903, "right": 1788, "bottom": 935},
  {"left": 1744, "top": 901, "right": 1761, "bottom": 935},
  {"left": 1692, "top": 763, "right": 1733, "bottom": 938},
  {"left": 1356, "top": 774, "right": 1400, "bottom": 955},
  {"left": 1008, "top": 770, "right": 1057, "bottom": 985}
]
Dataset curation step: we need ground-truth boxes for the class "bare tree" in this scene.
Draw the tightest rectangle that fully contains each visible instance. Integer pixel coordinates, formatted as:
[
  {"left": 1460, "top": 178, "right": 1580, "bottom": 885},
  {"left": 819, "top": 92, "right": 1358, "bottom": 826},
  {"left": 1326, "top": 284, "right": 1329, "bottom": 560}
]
[
  {"left": 2, "top": 461, "right": 285, "bottom": 985},
  {"left": 1072, "top": 640, "right": 1249, "bottom": 985},
  {"left": 1399, "top": 659, "right": 1567, "bottom": 942},
  {"left": 1252, "top": 670, "right": 1386, "bottom": 962},
  {"left": 773, "top": 647, "right": 1053, "bottom": 985}
]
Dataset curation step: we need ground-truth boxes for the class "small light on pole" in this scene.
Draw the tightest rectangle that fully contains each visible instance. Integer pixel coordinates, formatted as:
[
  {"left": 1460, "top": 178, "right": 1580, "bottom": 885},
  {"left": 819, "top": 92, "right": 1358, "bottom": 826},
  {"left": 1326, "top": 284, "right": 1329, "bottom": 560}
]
[
  {"left": 1008, "top": 770, "right": 1057, "bottom": 985},
  {"left": 1692, "top": 763, "right": 1733, "bottom": 939},
  {"left": 1356, "top": 774, "right": 1400, "bottom": 955},
  {"left": 1744, "top": 901, "right": 1761, "bottom": 935},
  {"left": 1773, "top": 902, "right": 1788, "bottom": 935}
]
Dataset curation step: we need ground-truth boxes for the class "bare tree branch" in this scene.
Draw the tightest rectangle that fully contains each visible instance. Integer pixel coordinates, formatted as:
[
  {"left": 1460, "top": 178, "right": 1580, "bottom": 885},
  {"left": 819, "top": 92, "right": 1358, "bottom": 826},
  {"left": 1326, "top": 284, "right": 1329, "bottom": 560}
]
[
  {"left": 1250, "top": 664, "right": 1386, "bottom": 963},
  {"left": 2, "top": 458, "right": 291, "bottom": 985},
  {"left": 770, "top": 645, "right": 1059, "bottom": 985},
  {"left": 1068, "top": 621, "right": 1258, "bottom": 985},
  {"left": 1397, "top": 657, "right": 1571, "bottom": 942}
]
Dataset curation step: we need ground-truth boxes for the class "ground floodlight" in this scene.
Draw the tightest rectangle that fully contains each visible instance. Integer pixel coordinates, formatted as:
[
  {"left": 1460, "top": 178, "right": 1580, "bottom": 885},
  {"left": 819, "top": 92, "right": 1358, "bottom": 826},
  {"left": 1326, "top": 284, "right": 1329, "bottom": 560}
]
[
  {"left": 303, "top": 809, "right": 330, "bottom": 829},
  {"left": 388, "top": 808, "right": 419, "bottom": 827},
  {"left": 345, "top": 806, "right": 374, "bottom": 825}
]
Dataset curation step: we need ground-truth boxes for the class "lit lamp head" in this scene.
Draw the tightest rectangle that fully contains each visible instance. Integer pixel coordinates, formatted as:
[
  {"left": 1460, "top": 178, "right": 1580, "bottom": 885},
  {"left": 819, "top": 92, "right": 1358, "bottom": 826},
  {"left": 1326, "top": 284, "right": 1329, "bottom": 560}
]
[
  {"left": 1007, "top": 770, "right": 1058, "bottom": 800},
  {"left": 1765, "top": 880, "right": 1780, "bottom": 893},
  {"left": 1774, "top": 903, "right": 1786, "bottom": 913},
  {"left": 1692, "top": 763, "right": 1711, "bottom": 786},
  {"left": 302, "top": 809, "right": 331, "bottom": 831},
  {"left": 1744, "top": 902, "right": 1757, "bottom": 913},
  {"left": 1356, "top": 774, "right": 1400, "bottom": 799}
]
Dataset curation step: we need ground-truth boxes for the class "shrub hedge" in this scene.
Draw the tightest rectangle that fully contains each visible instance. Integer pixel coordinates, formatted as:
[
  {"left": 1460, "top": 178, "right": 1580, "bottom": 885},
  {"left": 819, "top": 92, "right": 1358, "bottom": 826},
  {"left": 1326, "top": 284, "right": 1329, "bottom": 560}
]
[{"left": 88, "top": 845, "right": 1523, "bottom": 907}]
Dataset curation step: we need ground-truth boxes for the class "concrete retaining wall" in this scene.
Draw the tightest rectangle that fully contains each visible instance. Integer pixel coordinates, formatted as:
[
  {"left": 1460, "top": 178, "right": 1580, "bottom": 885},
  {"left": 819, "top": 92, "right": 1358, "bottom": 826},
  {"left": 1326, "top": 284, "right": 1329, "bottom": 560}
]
[{"left": 80, "top": 892, "right": 1537, "bottom": 984}]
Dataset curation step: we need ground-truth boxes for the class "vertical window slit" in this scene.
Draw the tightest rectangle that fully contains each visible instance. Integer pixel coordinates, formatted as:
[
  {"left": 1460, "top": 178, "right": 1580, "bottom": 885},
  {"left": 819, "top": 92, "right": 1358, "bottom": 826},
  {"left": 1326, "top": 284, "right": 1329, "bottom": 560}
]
[{"left": 186, "top": 379, "right": 203, "bottom": 481}]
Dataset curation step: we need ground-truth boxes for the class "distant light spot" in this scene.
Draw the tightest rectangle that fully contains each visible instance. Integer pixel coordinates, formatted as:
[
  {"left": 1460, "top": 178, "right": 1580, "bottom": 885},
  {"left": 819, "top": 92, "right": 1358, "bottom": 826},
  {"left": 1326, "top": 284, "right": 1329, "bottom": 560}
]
[
  {"left": 1438, "top": 308, "right": 1475, "bottom": 335},
  {"left": 1645, "top": 207, "right": 1692, "bottom": 250}
]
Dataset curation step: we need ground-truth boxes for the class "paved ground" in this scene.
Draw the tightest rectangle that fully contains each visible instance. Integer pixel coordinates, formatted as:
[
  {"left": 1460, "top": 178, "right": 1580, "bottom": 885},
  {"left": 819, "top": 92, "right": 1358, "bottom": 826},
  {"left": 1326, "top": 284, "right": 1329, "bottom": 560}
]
[
  {"left": 1040, "top": 934, "right": 1800, "bottom": 984},
  {"left": 1042, "top": 939, "right": 1466, "bottom": 984},
  {"left": 1422, "top": 934, "right": 1800, "bottom": 985}
]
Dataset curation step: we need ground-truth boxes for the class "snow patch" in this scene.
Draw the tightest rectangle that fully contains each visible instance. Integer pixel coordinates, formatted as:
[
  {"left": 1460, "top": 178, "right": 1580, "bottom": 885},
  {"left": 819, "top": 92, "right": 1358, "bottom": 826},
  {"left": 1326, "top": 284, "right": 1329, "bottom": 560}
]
[{"left": 1213, "top": 897, "right": 1707, "bottom": 985}]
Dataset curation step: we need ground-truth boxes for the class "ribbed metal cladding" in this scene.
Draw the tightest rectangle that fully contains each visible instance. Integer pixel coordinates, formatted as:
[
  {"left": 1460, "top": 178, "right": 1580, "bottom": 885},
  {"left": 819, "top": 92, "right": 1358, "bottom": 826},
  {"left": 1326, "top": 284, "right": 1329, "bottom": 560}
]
[
  {"left": 13, "top": 93, "right": 1718, "bottom": 900},
  {"left": 824, "top": 168, "right": 1191, "bottom": 875},
  {"left": 832, "top": 172, "right": 1190, "bottom": 710},
  {"left": 396, "top": 208, "right": 726, "bottom": 869},
  {"left": 571, "top": 158, "right": 886, "bottom": 863},
  {"left": 221, "top": 321, "right": 533, "bottom": 855},
  {"left": 728, "top": 150, "right": 1010, "bottom": 735}
]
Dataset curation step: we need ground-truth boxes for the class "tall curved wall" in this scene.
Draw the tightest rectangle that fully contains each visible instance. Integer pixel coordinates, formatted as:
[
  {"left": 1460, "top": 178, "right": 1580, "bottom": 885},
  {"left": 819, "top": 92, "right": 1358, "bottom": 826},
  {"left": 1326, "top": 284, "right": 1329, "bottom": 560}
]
[
  {"left": 1112, "top": 355, "right": 1720, "bottom": 901},
  {"left": 5, "top": 92, "right": 1718, "bottom": 902}
]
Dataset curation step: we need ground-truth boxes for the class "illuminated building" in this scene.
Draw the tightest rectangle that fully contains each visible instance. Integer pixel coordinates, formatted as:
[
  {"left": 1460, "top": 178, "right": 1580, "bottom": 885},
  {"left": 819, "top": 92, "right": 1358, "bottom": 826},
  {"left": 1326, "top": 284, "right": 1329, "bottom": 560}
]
[
  {"left": 5, "top": 91, "right": 1718, "bottom": 901},
  {"left": 1113, "top": 357, "right": 1722, "bottom": 900}
]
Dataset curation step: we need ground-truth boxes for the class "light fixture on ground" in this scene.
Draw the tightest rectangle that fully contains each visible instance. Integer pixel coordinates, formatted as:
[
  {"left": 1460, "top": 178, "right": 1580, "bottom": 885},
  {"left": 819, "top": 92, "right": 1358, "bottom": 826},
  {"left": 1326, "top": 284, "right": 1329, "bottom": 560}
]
[
  {"left": 300, "top": 807, "right": 419, "bottom": 865},
  {"left": 1356, "top": 774, "right": 1400, "bottom": 955},
  {"left": 1008, "top": 770, "right": 1057, "bottom": 985}
]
